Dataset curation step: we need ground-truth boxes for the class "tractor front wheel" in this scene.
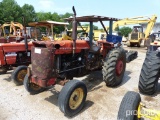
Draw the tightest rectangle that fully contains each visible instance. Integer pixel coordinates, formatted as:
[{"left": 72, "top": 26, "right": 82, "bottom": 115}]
[
  {"left": 12, "top": 65, "right": 27, "bottom": 85},
  {"left": 118, "top": 91, "right": 141, "bottom": 120},
  {"left": 102, "top": 47, "right": 126, "bottom": 87},
  {"left": 58, "top": 80, "right": 87, "bottom": 117},
  {"left": 23, "top": 75, "right": 45, "bottom": 95}
]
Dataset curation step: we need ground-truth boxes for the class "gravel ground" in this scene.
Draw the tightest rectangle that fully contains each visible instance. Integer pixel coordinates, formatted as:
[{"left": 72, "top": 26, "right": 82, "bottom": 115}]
[{"left": 0, "top": 45, "right": 160, "bottom": 120}]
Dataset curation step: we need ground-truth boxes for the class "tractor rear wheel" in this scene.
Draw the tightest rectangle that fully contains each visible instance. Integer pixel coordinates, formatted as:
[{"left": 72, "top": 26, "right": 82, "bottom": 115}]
[
  {"left": 58, "top": 80, "right": 87, "bottom": 117},
  {"left": 23, "top": 75, "right": 45, "bottom": 95},
  {"left": 102, "top": 47, "right": 126, "bottom": 87},
  {"left": 138, "top": 51, "right": 160, "bottom": 95},
  {"left": 12, "top": 65, "right": 27, "bottom": 85},
  {"left": 118, "top": 91, "right": 141, "bottom": 120}
]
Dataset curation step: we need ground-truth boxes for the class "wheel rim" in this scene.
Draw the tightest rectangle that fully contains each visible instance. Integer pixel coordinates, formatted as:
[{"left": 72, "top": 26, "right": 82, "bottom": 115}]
[
  {"left": 17, "top": 70, "right": 27, "bottom": 82},
  {"left": 30, "top": 83, "right": 42, "bottom": 91},
  {"left": 69, "top": 88, "right": 84, "bottom": 110},
  {"left": 116, "top": 59, "right": 124, "bottom": 76}
]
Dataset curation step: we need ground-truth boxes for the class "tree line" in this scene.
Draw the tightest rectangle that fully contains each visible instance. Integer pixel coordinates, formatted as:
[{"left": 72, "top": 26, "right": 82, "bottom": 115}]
[
  {"left": 0, "top": 0, "right": 73, "bottom": 33},
  {"left": 0, "top": 0, "right": 132, "bottom": 36}
]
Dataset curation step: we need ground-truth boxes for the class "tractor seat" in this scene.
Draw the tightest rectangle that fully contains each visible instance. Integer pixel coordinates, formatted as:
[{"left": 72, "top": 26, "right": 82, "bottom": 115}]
[{"left": 89, "top": 45, "right": 101, "bottom": 53}]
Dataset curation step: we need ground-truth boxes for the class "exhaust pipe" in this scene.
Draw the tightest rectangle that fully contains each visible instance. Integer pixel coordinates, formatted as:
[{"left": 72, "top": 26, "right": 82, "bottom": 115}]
[
  {"left": 72, "top": 6, "right": 77, "bottom": 56},
  {"left": 22, "top": 15, "right": 28, "bottom": 53}
]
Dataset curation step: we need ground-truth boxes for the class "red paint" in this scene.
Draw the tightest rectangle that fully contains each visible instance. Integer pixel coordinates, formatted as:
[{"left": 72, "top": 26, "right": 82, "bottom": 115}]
[
  {"left": 47, "top": 78, "right": 56, "bottom": 86},
  {"left": 116, "top": 59, "right": 123, "bottom": 76},
  {"left": 0, "top": 50, "right": 5, "bottom": 65},
  {"left": 31, "top": 76, "right": 46, "bottom": 87},
  {"left": 6, "top": 56, "right": 17, "bottom": 64},
  {"left": 31, "top": 76, "right": 56, "bottom": 87}
]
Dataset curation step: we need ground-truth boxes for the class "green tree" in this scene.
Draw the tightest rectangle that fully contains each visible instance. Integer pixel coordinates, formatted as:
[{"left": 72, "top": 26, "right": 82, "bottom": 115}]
[
  {"left": 83, "top": 24, "right": 98, "bottom": 30},
  {"left": 119, "top": 27, "right": 132, "bottom": 37},
  {"left": 60, "top": 12, "right": 73, "bottom": 29},
  {"left": 21, "top": 4, "right": 36, "bottom": 26},
  {"left": 37, "top": 12, "right": 52, "bottom": 21},
  {"left": 36, "top": 12, "right": 68, "bottom": 34},
  {"left": 0, "top": 0, "right": 22, "bottom": 24}
]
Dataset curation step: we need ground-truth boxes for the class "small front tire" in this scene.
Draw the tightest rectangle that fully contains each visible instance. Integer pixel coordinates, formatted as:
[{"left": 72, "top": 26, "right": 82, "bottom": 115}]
[
  {"left": 58, "top": 80, "right": 87, "bottom": 117},
  {"left": 12, "top": 65, "right": 27, "bottom": 85},
  {"left": 118, "top": 91, "right": 141, "bottom": 120}
]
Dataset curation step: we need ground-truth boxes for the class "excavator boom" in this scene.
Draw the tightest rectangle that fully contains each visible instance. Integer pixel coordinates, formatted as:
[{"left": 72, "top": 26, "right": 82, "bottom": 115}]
[
  {"left": 113, "top": 15, "right": 157, "bottom": 38},
  {"left": 144, "top": 15, "right": 157, "bottom": 38},
  {"left": 112, "top": 15, "right": 157, "bottom": 47}
]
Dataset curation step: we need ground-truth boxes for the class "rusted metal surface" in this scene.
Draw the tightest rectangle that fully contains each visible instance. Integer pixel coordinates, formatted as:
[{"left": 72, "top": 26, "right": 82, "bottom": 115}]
[
  {"left": 31, "top": 45, "right": 54, "bottom": 80},
  {"left": 97, "top": 40, "right": 114, "bottom": 58},
  {"left": 65, "top": 15, "right": 120, "bottom": 22},
  {"left": 31, "top": 76, "right": 47, "bottom": 87},
  {"left": 33, "top": 40, "right": 90, "bottom": 54},
  {"left": 28, "top": 21, "right": 69, "bottom": 27},
  {"left": 30, "top": 76, "right": 56, "bottom": 87},
  {"left": 47, "top": 78, "right": 56, "bottom": 86}
]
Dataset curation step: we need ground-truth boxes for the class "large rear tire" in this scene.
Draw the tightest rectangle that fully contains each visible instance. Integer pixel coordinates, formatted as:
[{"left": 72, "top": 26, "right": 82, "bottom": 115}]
[
  {"left": 12, "top": 65, "right": 27, "bottom": 85},
  {"left": 102, "top": 47, "right": 126, "bottom": 87},
  {"left": 138, "top": 51, "right": 160, "bottom": 95},
  {"left": 118, "top": 91, "right": 141, "bottom": 120},
  {"left": 23, "top": 75, "right": 45, "bottom": 95},
  {"left": 58, "top": 80, "right": 87, "bottom": 117}
]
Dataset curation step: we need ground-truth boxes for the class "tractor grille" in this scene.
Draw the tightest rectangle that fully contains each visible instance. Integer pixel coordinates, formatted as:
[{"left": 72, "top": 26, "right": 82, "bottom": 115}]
[
  {"left": 31, "top": 47, "right": 54, "bottom": 79},
  {"left": 131, "top": 33, "right": 138, "bottom": 40}
]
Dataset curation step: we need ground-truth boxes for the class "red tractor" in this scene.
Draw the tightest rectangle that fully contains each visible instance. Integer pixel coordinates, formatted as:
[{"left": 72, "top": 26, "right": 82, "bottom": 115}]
[
  {"left": 0, "top": 21, "right": 68, "bottom": 86},
  {"left": 23, "top": 7, "right": 126, "bottom": 116}
]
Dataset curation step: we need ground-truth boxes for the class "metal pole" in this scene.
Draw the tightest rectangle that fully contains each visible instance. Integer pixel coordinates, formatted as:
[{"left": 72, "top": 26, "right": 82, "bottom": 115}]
[
  {"left": 22, "top": 15, "right": 28, "bottom": 53},
  {"left": 100, "top": 20, "right": 108, "bottom": 35},
  {"left": 51, "top": 24, "right": 54, "bottom": 40},
  {"left": 72, "top": 6, "right": 77, "bottom": 56},
  {"left": 109, "top": 20, "right": 113, "bottom": 35},
  {"left": 89, "top": 21, "right": 93, "bottom": 46}
]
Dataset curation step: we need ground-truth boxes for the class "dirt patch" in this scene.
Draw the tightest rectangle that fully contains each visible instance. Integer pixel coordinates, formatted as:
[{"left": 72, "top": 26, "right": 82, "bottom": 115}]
[
  {"left": 144, "top": 96, "right": 155, "bottom": 102},
  {"left": 0, "top": 46, "right": 160, "bottom": 120}
]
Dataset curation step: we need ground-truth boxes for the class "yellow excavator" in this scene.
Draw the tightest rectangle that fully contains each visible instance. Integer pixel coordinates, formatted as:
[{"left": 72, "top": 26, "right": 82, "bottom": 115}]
[
  {"left": 112, "top": 15, "right": 157, "bottom": 47},
  {"left": 0, "top": 21, "right": 24, "bottom": 37},
  {"left": 0, "top": 21, "right": 23, "bottom": 36}
]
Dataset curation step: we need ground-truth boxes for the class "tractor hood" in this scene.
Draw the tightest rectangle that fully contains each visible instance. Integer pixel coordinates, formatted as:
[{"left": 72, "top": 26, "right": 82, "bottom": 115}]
[{"left": 32, "top": 40, "right": 90, "bottom": 54}]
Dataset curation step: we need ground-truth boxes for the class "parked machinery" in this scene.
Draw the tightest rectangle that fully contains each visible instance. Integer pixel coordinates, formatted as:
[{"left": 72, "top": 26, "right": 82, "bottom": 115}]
[
  {"left": 10, "top": 21, "right": 69, "bottom": 85},
  {"left": 0, "top": 21, "right": 24, "bottom": 43},
  {"left": 22, "top": 6, "right": 126, "bottom": 116},
  {"left": 113, "top": 15, "right": 157, "bottom": 47},
  {"left": 118, "top": 91, "right": 160, "bottom": 120},
  {"left": 138, "top": 39, "right": 160, "bottom": 95}
]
